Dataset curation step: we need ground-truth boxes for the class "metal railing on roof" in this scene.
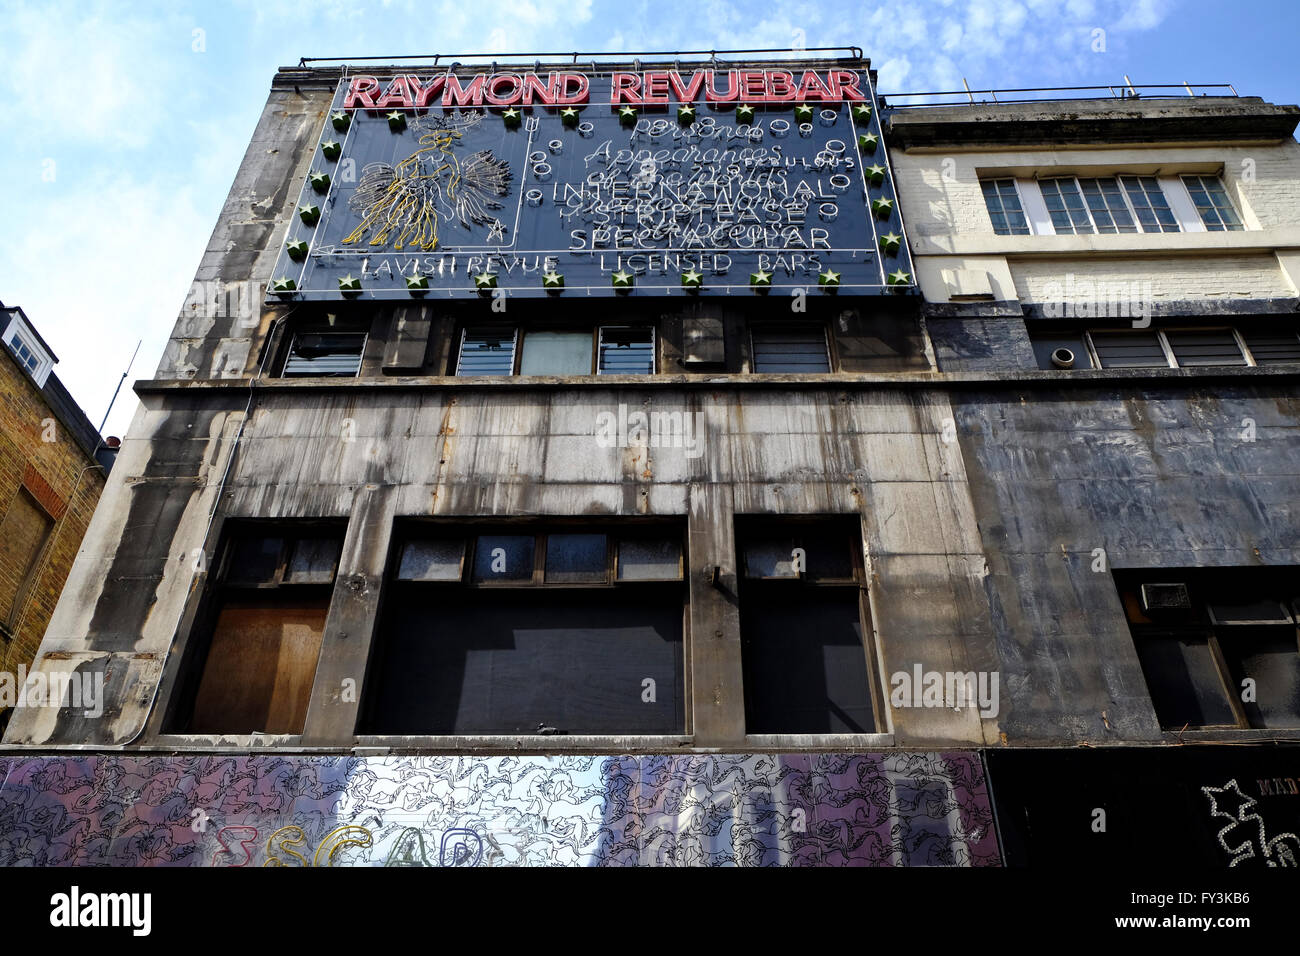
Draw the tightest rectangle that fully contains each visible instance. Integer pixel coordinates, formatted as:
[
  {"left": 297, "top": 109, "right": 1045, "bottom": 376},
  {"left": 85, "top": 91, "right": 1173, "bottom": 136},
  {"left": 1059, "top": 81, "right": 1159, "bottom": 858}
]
[
  {"left": 296, "top": 47, "right": 865, "bottom": 69},
  {"left": 883, "top": 82, "right": 1239, "bottom": 108}
]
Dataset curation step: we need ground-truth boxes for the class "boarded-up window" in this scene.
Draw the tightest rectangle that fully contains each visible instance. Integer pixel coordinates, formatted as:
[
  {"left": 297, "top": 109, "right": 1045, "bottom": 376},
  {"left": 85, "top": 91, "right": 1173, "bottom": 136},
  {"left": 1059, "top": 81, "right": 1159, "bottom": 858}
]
[
  {"left": 176, "top": 525, "right": 343, "bottom": 735},
  {"left": 737, "top": 519, "right": 876, "bottom": 734},
  {"left": 0, "top": 488, "right": 55, "bottom": 626},
  {"left": 189, "top": 596, "right": 329, "bottom": 734}
]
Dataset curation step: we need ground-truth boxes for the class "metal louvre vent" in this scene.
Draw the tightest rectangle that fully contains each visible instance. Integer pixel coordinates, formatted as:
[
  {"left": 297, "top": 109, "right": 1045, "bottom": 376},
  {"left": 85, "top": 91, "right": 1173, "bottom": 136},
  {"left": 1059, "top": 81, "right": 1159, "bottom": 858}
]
[
  {"left": 283, "top": 332, "right": 366, "bottom": 377},
  {"left": 1164, "top": 330, "right": 1247, "bottom": 367},
  {"left": 1089, "top": 332, "right": 1168, "bottom": 369},
  {"left": 1244, "top": 331, "right": 1300, "bottom": 365},
  {"left": 598, "top": 327, "right": 655, "bottom": 374},
  {"left": 456, "top": 328, "right": 517, "bottom": 375},
  {"left": 751, "top": 327, "right": 831, "bottom": 373},
  {"left": 1140, "top": 582, "right": 1192, "bottom": 613}
]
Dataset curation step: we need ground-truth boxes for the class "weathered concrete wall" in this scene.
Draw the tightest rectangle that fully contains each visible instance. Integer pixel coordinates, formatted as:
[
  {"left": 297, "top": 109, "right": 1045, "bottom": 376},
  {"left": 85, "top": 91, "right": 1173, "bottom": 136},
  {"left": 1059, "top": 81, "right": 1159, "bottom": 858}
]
[
  {"left": 952, "top": 381, "right": 1300, "bottom": 742},
  {"left": 5, "top": 379, "right": 1001, "bottom": 750}
]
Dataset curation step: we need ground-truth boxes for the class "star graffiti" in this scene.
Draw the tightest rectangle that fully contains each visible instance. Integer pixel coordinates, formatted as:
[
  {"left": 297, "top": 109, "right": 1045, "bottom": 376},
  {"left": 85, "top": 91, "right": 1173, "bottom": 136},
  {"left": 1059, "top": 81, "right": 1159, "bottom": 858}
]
[{"left": 1202, "top": 778, "right": 1299, "bottom": 867}]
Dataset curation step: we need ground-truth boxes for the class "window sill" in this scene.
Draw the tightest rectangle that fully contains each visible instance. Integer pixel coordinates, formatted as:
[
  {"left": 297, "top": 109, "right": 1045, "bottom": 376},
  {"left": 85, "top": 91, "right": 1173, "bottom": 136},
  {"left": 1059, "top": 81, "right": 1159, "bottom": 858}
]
[
  {"left": 912, "top": 225, "right": 1300, "bottom": 258},
  {"left": 744, "top": 733, "right": 896, "bottom": 749},
  {"left": 1160, "top": 728, "right": 1300, "bottom": 743}
]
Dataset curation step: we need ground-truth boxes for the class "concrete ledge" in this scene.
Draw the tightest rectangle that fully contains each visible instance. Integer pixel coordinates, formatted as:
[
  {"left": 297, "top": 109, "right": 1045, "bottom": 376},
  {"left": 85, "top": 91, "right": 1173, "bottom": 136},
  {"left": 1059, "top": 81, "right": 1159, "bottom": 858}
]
[{"left": 887, "top": 96, "right": 1300, "bottom": 149}]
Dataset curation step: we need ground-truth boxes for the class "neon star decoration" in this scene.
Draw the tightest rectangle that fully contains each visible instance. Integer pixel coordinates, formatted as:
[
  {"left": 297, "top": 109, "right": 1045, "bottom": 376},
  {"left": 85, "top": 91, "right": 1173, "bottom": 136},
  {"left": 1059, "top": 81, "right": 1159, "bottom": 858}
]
[
  {"left": 473, "top": 271, "right": 498, "bottom": 290},
  {"left": 501, "top": 107, "right": 522, "bottom": 128},
  {"left": 271, "top": 277, "right": 297, "bottom": 295},
  {"left": 681, "top": 269, "right": 704, "bottom": 289},
  {"left": 677, "top": 104, "right": 696, "bottom": 124},
  {"left": 865, "top": 164, "right": 886, "bottom": 187},
  {"left": 878, "top": 232, "right": 902, "bottom": 255},
  {"left": 320, "top": 140, "right": 341, "bottom": 161},
  {"left": 343, "top": 112, "right": 512, "bottom": 252},
  {"left": 285, "top": 239, "right": 309, "bottom": 261},
  {"left": 852, "top": 103, "right": 872, "bottom": 122},
  {"left": 794, "top": 103, "right": 814, "bottom": 122},
  {"left": 542, "top": 271, "right": 564, "bottom": 290},
  {"left": 560, "top": 107, "right": 580, "bottom": 127},
  {"left": 818, "top": 269, "right": 841, "bottom": 287},
  {"left": 618, "top": 106, "right": 638, "bottom": 126},
  {"left": 387, "top": 111, "right": 407, "bottom": 131},
  {"left": 887, "top": 269, "right": 912, "bottom": 285},
  {"left": 338, "top": 274, "right": 362, "bottom": 294},
  {"left": 406, "top": 273, "right": 429, "bottom": 293},
  {"left": 858, "top": 132, "right": 879, "bottom": 154},
  {"left": 735, "top": 104, "right": 756, "bottom": 123},
  {"left": 750, "top": 270, "right": 772, "bottom": 290},
  {"left": 612, "top": 269, "right": 634, "bottom": 289},
  {"left": 298, "top": 204, "right": 321, "bottom": 225},
  {"left": 331, "top": 111, "right": 350, "bottom": 132},
  {"left": 309, "top": 171, "right": 331, "bottom": 193},
  {"left": 871, "top": 197, "right": 895, "bottom": 219}
]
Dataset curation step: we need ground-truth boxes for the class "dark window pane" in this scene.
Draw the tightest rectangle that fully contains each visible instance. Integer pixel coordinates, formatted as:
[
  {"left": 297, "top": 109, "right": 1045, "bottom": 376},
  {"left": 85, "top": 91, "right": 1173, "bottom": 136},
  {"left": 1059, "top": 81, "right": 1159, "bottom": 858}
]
[
  {"left": 1133, "top": 633, "right": 1237, "bottom": 728},
  {"left": 802, "top": 527, "right": 857, "bottom": 581},
  {"left": 363, "top": 590, "right": 684, "bottom": 734},
  {"left": 225, "top": 537, "right": 284, "bottom": 584},
  {"left": 284, "top": 537, "right": 341, "bottom": 584},
  {"left": 457, "top": 329, "right": 516, "bottom": 375},
  {"left": 743, "top": 539, "right": 801, "bottom": 578},
  {"left": 1219, "top": 627, "right": 1300, "bottom": 728},
  {"left": 544, "top": 533, "right": 608, "bottom": 583},
  {"left": 742, "top": 589, "right": 874, "bottom": 733},
  {"left": 752, "top": 328, "right": 830, "bottom": 373},
  {"left": 396, "top": 539, "right": 465, "bottom": 582},
  {"left": 1165, "top": 330, "right": 1246, "bottom": 367},
  {"left": 617, "top": 538, "right": 682, "bottom": 581},
  {"left": 471, "top": 535, "right": 535, "bottom": 582},
  {"left": 519, "top": 331, "right": 592, "bottom": 375},
  {"left": 283, "top": 333, "right": 365, "bottom": 377}
]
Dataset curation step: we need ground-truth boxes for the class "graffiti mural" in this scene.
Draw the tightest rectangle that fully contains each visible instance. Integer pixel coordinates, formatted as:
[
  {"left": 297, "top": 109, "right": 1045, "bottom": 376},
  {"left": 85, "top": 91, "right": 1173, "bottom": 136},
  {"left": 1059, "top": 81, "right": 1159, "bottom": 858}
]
[{"left": 0, "top": 753, "right": 999, "bottom": 866}]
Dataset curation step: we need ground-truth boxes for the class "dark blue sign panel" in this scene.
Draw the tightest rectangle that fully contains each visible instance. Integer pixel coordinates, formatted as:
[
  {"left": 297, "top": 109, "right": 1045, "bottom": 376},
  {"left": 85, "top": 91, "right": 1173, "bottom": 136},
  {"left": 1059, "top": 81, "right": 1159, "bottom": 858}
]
[{"left": 266, "top": 62, "right": 913, "bottom": 301}]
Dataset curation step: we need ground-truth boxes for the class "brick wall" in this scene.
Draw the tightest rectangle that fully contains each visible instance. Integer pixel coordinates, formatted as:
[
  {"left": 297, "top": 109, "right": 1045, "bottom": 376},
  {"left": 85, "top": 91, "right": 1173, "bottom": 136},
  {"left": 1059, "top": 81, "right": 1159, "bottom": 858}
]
[{"left": 0, "top": 355, "right": 105, "bottom": 687}]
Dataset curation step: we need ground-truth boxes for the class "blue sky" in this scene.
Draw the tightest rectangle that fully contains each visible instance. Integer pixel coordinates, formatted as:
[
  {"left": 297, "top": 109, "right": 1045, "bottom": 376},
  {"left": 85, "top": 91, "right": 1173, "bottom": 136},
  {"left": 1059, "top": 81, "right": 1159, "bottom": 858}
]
[{"left": 1, "top": 0, "right": 1297, "bottom": 436}]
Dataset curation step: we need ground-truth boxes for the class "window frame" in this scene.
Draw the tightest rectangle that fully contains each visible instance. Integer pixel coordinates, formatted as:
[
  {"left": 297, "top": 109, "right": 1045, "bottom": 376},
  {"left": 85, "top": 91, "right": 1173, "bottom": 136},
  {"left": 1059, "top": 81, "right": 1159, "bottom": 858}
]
[
  {"left": 1036, "top": 174, "right": 1181, "bottom": 236},
  {"left": 2, "top": 313, "right": 55, "bottom": 387},
  {"left": 1180, "top": 174, "right": 1244, "bottom": 232},
  {"left": 166, "top": 520, "right": 346, "bottom": 736},
  {"left": 980, "top": 177, "right": 1033, "bottom": 236},
  {"left": 734, "top": 516, "right": 886, "bottom": 735},
  {"left": 597, "top": 326, "right": 657, "bottom": 375},
  {"left": 455, "top": 326, "right": 520, "bottom": 376},
  {"left": 280, "top": 329, "right": 368, "bottom": 378},
  {"left": 1120, "top": 571, "right": 1300, "bottom": 731},
  {"left": 1083, "top": 327, "right": 1255, "bottom": 370},
  {"left": 748, "top": 323, "right": 834, "bottom": 374}
]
